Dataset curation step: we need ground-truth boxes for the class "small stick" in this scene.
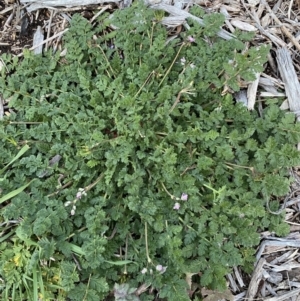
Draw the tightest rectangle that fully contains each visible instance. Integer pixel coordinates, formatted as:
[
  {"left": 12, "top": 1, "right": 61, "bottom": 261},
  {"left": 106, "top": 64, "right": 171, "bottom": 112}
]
[
  {"left": 45, "top": 9, "right": 54, "bottom": 51},
  {"left": 17, "top": 28, "right": 69, "bottom": 57}
]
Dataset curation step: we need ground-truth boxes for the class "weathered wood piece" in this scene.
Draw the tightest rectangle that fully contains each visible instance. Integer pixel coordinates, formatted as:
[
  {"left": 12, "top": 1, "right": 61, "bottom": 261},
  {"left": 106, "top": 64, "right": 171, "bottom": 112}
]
[
  {"left": 227, "top": 273, "right": 239, "bottom": 292},
  {"left": 0, "top": 96, "right": 3, "bottom": 120},
  {"left": 245, "top": 258, "right": 266, "bottom": 301},
  {"left": 247, "top": 72, "right": 260, "bottom": 110},
  {"left": 33, "top": 26, "right": 44, "bottom": 55},
  {"left": 263, "top": 287, "right": 300, "bottom": 301},
  {"left": 149, "top": 3, "right": 235, "bottom": 40},
  {"left": 235, "top": 89, "right": 248, "bottom": 106},
  {"left": 256, "top": 239, "right": 300, "bottom": 263},
  {"left": 20, "top": 0, "right": 119, "bottom": 12},
  {"left": 276, "top": 48, "right": 300, "bottom": 120},
  {"left": 233, "top": 266, "right": 245, "bottom": 288}
]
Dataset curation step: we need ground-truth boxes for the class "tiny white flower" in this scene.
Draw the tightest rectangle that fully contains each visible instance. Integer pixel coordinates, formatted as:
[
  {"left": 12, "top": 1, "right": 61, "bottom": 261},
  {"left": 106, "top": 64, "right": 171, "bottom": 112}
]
[{"left": 70, "top": 205, "right": 76, "bottom": 215}]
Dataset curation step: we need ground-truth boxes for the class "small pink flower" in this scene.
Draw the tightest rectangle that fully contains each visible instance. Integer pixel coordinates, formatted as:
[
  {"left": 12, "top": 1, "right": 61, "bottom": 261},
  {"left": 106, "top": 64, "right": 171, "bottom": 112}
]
[
  {"left": 187, "top": 36, "right": 195, "bottom": 43},
  {"left": 181, "top": 193, "right": 188, "bottom": 201},
  {"left": 173, "top": 202, "right": 180, "bottom": 210},
  {"left": 76, "top": 188, "right": 86, "bottom": 199},
  {"left": 156, "top": 265, "right": 167, "bottom": 274}
]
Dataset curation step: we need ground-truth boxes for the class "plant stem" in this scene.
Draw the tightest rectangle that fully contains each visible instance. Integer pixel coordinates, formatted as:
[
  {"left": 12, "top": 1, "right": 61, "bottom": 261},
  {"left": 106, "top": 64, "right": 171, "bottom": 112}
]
[
  {"left": 159, "top": 42, "right": 186, "bottom": 87},
  {"left": 144, "top": 222, "right": 152, "bottom": 263}
]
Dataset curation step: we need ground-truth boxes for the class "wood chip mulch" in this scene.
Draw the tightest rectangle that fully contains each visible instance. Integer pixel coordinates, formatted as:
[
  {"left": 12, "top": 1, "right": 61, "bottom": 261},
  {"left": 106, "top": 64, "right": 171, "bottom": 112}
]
[{"left": 1, "top": 0, "right": 300, "bottom": 300}]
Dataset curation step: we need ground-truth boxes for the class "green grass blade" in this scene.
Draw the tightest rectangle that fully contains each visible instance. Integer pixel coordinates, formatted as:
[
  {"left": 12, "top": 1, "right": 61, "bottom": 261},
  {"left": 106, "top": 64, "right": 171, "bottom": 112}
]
[
  {"left": 0, "top": 179, "right": 35, "bottom": 204},
  {"left": 22, "top": 274, "right": 33, "bottom": 300},
  {"left": 12, "top": 284, "right": 15, "bottom": 301},
  {"left": 68, "top": 243, "right": 86, "bottom": 256},
  {"left": 0, "top": 229, "right": 15, "bottom": 243},
  {"left": 32, "top": 267, "right": 38, "bottom": 301},
  {"left": 38, "top": 269, "right": 45, "bottom": 301},
  {"left": 0, "top": 144, "right": 30, "bottom": 175}
]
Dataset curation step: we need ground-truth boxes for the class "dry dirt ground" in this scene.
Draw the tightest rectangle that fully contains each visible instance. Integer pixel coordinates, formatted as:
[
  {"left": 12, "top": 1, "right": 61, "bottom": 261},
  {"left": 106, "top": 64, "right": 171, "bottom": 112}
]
[{"left": 1, "top": 0, "right": 300, "bottom": 300}]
